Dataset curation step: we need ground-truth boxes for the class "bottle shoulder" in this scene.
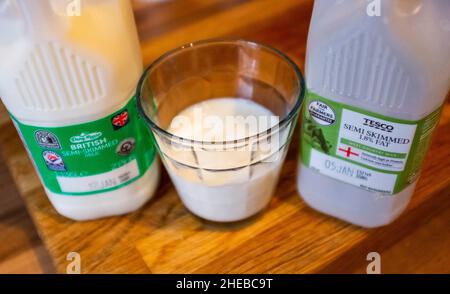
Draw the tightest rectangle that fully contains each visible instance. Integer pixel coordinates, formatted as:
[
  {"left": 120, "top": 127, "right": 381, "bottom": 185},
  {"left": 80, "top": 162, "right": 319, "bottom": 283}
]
[{"left": 306, "top": 2, "right": 450, "bottom": 119}]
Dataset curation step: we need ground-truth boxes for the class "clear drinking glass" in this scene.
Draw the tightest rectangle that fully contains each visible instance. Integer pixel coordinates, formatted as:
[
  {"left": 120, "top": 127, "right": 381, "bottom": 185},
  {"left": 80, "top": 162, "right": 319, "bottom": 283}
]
[{"left": 137, "top": 39, "right": 304, "bottom": 222}]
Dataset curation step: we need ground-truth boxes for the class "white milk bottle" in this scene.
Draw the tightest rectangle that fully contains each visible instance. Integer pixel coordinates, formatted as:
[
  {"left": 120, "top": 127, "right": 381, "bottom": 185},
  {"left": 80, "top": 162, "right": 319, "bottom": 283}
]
[
  {"left": 0, "top": 0, "right": 159, "bottom": 220},
  {"left": 298, "top": 0, "right": 450, "bottom": 227}
]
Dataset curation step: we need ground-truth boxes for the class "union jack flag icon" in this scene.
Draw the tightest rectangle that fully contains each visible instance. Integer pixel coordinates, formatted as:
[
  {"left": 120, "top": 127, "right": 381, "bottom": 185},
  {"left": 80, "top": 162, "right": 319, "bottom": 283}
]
[{"left": 112, "top": 110, "right": 129, "bottom": 130}]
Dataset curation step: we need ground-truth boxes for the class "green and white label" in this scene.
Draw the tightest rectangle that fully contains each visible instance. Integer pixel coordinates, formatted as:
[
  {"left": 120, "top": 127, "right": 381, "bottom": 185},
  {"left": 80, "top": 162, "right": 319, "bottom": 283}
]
[
  {"left": 301, "top": 92, "right": 441, "bottom": 194},
  {"left": 12, "top": 96, "right": 156, "bottom": 196}
]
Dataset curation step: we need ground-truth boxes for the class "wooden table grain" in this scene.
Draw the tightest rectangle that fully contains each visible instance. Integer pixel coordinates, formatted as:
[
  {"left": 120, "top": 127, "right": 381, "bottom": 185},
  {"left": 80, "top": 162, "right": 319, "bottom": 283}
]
[{"left": 0, "top": 0, "right": 449, "bottom": 273}]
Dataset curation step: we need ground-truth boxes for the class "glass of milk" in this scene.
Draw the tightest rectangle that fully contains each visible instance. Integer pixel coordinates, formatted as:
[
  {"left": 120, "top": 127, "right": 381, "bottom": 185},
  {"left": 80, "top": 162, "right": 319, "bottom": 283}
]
[{"left": 137, "top": 39, "right": 304, "bottom": 222}]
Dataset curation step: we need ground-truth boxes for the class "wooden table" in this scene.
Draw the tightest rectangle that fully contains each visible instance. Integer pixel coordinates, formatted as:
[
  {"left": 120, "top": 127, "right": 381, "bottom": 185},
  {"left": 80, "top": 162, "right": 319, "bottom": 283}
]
[{"left": 1, "top": 0, "right": 449, "bottom": 273}]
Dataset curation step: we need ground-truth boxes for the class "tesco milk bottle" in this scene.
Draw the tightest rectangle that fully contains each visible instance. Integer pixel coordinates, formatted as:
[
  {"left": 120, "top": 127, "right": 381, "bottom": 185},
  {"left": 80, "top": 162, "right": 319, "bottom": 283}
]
[
  {"left": 0, "top": 0, "right": 159, "bottom": 220},
  {"left": 298, "top": 0, "right": 450, "bottom": 227}
]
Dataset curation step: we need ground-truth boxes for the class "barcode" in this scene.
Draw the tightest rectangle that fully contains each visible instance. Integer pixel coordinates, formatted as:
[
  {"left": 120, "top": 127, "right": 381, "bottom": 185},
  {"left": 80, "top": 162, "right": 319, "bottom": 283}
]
[{"left": 118, "top": 171, "right": 132, "bottom": 183}]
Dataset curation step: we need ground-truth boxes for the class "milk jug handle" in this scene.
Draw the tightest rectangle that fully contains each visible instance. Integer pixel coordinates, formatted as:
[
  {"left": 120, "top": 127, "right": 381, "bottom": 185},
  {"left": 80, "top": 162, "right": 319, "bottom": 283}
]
[{"left": 0, "top": 0, "right": 71, "bottom": 37}]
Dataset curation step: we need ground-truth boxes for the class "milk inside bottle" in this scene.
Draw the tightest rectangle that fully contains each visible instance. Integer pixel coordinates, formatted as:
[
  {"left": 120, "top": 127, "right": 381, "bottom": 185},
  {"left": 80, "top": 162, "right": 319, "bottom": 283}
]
[
  {"left": 0, "top": 0, "right": 159, "bottom": 220},
  {"left": 298, "top": 0, "right": 450, "bottom": 227}
]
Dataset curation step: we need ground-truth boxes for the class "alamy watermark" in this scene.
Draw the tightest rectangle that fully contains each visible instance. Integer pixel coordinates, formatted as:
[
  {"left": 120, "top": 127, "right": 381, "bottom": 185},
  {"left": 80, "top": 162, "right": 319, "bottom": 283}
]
[
  {"left": 366, "top": 252, "right": 381, "bottom": 274},
  {"left": 65, "top": 0, "right": 81, "bottom": 16},
  {"left": 66, "top": 251, "right": 81, "bottom": 274},
  {"left": 165, "top": 109, "right": 283, "bottom": 163},
  {"left": 366, "top": 0, "right": 381, "bottom": 17},
  {"left": 169, "top": 108, "right": 280, "bottom": 144}
]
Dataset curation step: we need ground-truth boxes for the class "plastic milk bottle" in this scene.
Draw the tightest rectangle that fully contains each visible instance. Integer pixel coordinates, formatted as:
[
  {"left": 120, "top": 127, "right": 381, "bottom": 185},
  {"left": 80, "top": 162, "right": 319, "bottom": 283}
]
[
  {"left": 0, "top": 0, "right": 159, "bottom": 220},
  {"left": 298, "top": 0, "right": 450, "bottom": 227}
]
